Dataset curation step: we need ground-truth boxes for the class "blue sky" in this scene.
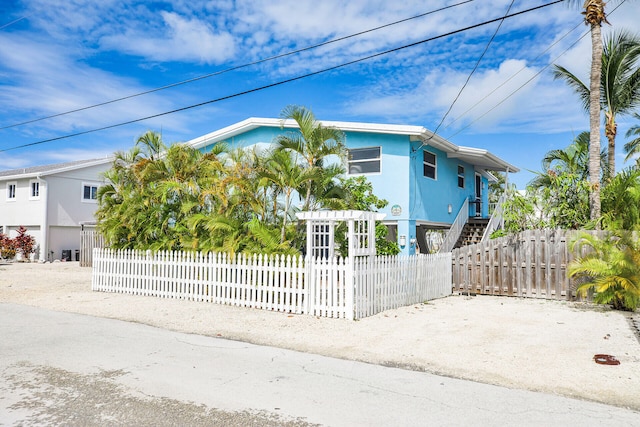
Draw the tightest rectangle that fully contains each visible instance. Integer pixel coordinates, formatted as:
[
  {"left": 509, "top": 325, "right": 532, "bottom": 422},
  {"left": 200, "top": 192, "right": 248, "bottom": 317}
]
[{"left": 1, "top": 0, "right": 639, "bottom": 189}]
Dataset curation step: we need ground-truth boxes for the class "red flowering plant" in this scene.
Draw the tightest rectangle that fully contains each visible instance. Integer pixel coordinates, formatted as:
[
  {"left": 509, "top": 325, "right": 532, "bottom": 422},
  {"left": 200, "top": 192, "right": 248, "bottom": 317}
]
[
  {"left": 0, "top": 232, "right": 16, "bottom": 260},
  {"left": 14, "top": 226, "right": 36, "bottom": 261}
]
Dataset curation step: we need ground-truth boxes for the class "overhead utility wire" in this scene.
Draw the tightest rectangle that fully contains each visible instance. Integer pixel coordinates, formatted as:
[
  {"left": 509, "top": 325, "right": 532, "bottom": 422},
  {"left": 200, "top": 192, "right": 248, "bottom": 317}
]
[
  {"left": 444, "top": 0, "right": 626, "bottom": 140},
  {"left": 0, "top": 0, "right": 474, "bottom": 131},
  {"left": 427, "top": 0, "right": 515, "bottom": 140},
  {"left": 442, "top": 20, "right": 584, "bottom": 130},
  {"left": 445, "top": 32, "right": 589, "bottom": 139},
  {"left": 0, "top": 0, "right": 564, "bottom": 154}
]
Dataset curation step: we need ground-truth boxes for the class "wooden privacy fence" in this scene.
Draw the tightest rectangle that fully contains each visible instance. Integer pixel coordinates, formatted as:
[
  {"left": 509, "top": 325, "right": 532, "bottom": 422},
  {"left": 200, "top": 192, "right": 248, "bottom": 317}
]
[
  {"left": 92, "top": 248, "right": 452, "bottom": 320},
  {"left": 451, "top": 229, "right": 601, "bottom": 300},
  {"left": 80, "top": 230, "right": 104, "bottom": 267}
]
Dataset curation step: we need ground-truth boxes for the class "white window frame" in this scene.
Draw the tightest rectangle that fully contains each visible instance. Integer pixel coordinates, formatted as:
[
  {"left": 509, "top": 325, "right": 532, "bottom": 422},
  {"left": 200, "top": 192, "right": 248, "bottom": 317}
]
[
  {"left": 347, "top": 146, "right": 382, "bottom": 175},
  {"left": 29, "top": 179, "right": 40, "bottom": 200},
  {"left": 423, "top": 150, "right": 437, "bottom": 180},
  {"left": 81, "top": 182, "right": 100, "bottom": 203},
  {"left": 6, "top": 181, "right": 17, "bottom": 201},
  {"left": 457, "top": 165, "right": 465, "bottom": 188}
]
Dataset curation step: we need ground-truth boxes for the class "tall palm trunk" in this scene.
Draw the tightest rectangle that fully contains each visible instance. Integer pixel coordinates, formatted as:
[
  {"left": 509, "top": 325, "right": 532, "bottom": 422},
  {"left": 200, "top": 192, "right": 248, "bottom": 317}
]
[
  {"left": 588, "top": 20, "right": 603, "bottom": 222},
  {"left": 605, "top": 111, "right": 617, "bottom": 178},
  {"left": 582, "top": 0, "right": 608, "bottom": 224}
]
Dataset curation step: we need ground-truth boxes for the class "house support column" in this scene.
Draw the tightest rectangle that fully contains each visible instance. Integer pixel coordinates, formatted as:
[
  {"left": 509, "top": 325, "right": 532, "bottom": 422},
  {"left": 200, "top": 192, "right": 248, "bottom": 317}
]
[{"left": 396, "top": 220, "right": 417, "bottom": 256}]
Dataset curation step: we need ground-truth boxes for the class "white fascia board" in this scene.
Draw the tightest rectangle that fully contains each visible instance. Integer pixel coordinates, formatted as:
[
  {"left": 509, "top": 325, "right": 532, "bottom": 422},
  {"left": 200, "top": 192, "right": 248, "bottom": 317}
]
[
  {"left": 322, "top": 121, "right": 460, "bottom": 153},
  {"left": 43, "top": 158, "right": 113, "bottom": 177},
  {"left": 475, "top": 168, "right": 498, "bottom": 182},
  {"left": 187, "top": 117, "right": 283, "bottom": 150},
  {"left": 448, "top": 146, "right": 519, "bottom": 173},
  {"left": 0, "top": 158, "right": 113, "bottom": 181},
  {"left": 414, "top": 129, "right": 460, "bottom": 153},
  {"left": 187, "top": 117, "right": 449, "bottom": 150}
]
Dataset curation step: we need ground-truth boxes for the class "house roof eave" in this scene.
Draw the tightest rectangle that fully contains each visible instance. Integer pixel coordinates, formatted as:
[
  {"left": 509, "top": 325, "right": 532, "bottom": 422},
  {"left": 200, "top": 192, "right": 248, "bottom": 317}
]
[
  {"left": 0, "top": 158, "right": 113, "bottom": 181},
  {"left": 448, "top": 146, "right": 519, "bottom": 173},
  {"left": 185, "top": 117, "right": 518, "bottom": 173}
]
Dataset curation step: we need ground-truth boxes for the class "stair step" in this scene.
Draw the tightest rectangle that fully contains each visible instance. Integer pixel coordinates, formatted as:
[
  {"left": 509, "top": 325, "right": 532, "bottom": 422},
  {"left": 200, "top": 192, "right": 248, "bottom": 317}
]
[{"left": 452, "top": 218, "right": 490, "bottom": 249}]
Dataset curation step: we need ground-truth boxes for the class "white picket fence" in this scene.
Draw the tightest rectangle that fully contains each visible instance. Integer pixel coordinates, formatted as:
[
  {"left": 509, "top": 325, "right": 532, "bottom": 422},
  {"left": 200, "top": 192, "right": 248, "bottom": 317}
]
[
  {"left": 354, "top": 253, "right": 452, "bottom": 319},
  {"left": 92, "top": 248, "right": 452, "bottom": 320}
]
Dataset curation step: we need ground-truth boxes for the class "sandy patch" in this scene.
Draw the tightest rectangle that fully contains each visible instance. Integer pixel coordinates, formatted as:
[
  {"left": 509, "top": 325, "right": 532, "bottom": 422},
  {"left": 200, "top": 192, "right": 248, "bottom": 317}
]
[{"left": 1, "top": 261, "right": 639, "bottom": 411}]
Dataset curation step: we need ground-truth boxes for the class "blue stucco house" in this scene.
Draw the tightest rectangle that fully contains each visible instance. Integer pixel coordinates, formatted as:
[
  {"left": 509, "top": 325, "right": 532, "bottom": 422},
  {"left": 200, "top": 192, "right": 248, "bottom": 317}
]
[{"left": 187, "top": 117, "right": 518, "bottom": 255}]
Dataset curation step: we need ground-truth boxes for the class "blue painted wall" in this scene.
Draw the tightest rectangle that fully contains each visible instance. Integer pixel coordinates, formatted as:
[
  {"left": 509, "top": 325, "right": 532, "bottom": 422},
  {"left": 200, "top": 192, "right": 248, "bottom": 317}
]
[
  {"left": 341, "top": 131, "right": 411, "bottom": 222},
  {"left": 196, "top": 124, "right": 492, "bottom": 254}
]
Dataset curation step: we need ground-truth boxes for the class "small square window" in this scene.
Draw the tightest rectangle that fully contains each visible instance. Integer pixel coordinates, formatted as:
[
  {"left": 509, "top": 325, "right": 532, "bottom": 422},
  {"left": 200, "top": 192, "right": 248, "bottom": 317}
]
[{"left": 82, "top": 184, "right": 99, "bottom": 202}]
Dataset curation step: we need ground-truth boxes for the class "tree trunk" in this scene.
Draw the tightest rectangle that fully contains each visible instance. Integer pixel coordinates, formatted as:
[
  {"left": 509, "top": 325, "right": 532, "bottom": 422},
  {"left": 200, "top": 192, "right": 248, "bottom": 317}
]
[
  {"left": 588, "top": 21, "right": 603, "bottom": 225},
  {"left": 605, "top": 110, "right": 616, "bottom": 179}
]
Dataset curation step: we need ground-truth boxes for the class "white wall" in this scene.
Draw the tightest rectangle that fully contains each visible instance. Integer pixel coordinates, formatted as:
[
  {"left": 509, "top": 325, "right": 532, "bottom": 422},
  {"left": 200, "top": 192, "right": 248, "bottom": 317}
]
[
  {"left": 1, "top": 179, "right": 45, "bottom": 226},
  {"left": 46, "top": 164, "right": 108, "bottom": 227},
  {"left": 0, "top": 161, "right": 110, "bottom": 261},
  {"left": 49, "top": 226, "right": 81, "bottom": 261}
]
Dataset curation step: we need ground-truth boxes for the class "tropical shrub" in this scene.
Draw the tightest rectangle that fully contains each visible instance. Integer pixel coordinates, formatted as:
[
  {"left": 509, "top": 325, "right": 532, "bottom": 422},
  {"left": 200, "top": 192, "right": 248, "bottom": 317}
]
[
  {"left": 338, "top": 176, "right": 400, "bottom": 256},
  {"left": 601, "top": 168, "right": 640, "bottom": 230},
  {"left": 569, "top": 231, "right": 640, "bottom": 311},
  {"left": 14, "top": 226, "right": 36, "bottom": 260},
  {"left": 0, "top": 233, "right": 16, "bottom": 259}
]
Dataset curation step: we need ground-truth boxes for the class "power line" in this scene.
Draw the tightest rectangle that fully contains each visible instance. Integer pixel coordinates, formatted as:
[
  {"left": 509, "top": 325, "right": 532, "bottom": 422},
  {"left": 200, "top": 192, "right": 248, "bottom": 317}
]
[
  {"left": 427, "top": 0, "right": 516, "bottom": 140},
  {"left": 444, "top": 0, "right": 627, "bottom": 140},
  {"left": 442, "top": 20, "right": 584, "bottom": 131},
  {"left": 444, "top": 31, "right": 589, "bottom": 141},
  {"left": 0, "top": 0, "right": 474, "bottom": 131},
  {"left": 0, "top": 0, "right": 565, "bottom": 154}
]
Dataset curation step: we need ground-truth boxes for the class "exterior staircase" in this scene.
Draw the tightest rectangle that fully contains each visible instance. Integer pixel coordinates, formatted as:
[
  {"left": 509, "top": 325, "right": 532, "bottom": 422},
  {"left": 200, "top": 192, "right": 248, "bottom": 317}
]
[{"left": 453, "top": 218, "right": 489, "bottom": 249}]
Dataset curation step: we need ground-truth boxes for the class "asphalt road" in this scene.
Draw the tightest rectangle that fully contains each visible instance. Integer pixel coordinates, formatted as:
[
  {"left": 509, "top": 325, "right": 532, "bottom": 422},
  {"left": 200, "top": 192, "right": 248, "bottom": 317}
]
[{"left": 1, "top": 303, "right": 639, "bottom": 426}]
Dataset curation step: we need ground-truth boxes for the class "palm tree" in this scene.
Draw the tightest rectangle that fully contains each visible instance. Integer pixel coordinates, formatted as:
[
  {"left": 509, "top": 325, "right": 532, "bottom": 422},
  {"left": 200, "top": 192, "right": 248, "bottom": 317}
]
[
  {"left": 565, "top": 0, "right": 610, "bottom": 222},
  {"left": 135, "top": 130, "right": 166, "bottom": 160},
  {"left": 529, "top": 131, "right": 608, "bottom": 189},
  {"left": 601, "top": 167, "right": 640, "bottom": 230},
  {"left": 583, "top": 0, "right": 607, "bottom": 222},
  {"left": 553, "top": 30, "right": 640, "bottom": 178},
  {"left": 623, "top": 113, "right": 640, "bottom": 164},
  {"left": 260, "top": 149, "right": 318, "bottom": 242},
  {"left": 569, "top": 230, "right": 640, "bottom": 311},
  {"left": 274, "top": 105, "right": 346, "bottom": 211}
]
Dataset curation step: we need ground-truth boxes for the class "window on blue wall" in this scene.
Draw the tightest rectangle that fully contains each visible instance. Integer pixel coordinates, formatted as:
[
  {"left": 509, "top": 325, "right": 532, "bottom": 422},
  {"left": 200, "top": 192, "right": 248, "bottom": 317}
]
[
  {"left": 348, "top": 146, "right": 381, "bottom": 174},
  {"left": 423, "top": 151, "right": 436, "bottom": 179},
  {"left": 457, "top": 165, "right": 465, "bottom": 188}
]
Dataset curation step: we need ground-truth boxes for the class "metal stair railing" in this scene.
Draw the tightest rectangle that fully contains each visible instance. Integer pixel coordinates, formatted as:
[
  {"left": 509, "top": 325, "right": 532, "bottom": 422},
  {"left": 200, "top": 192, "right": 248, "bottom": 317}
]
[{"left": 440, "top": 198, "right": 469, "bottom": 253}]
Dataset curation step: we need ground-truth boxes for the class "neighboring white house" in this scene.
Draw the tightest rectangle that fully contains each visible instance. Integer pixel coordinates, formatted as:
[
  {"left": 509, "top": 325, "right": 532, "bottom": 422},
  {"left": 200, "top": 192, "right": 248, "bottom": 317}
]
[{"left": 0, "top": 158, "right": 111, "bottom": 262}]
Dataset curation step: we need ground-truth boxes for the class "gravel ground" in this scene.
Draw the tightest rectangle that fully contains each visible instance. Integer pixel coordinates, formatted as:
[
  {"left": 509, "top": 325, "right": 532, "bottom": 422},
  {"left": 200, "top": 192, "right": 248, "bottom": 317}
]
[{"left": 1, "top": 261, "right": 640, "bottom": 412}]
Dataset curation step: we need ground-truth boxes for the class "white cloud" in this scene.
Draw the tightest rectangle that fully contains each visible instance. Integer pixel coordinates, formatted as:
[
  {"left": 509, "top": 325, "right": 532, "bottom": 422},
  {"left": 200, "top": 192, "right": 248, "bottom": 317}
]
[
  {"left": 344, "top": 57, "right": 588, "bottom": 135},
  {"left": 0, "top": 42, "right": 176, "bottom": 130},
  {"left": 2, "top": 0, "right": 639, "bottom": 170},
  {"left": 100, "top": 12, "right": 236, "bottom": 64}
]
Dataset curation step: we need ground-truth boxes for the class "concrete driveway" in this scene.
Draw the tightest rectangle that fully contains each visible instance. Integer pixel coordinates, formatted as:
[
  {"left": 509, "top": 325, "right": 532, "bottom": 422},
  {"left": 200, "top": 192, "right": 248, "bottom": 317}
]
[{"left": 1, "top": 302, "right": 639, "bottom": 426}]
